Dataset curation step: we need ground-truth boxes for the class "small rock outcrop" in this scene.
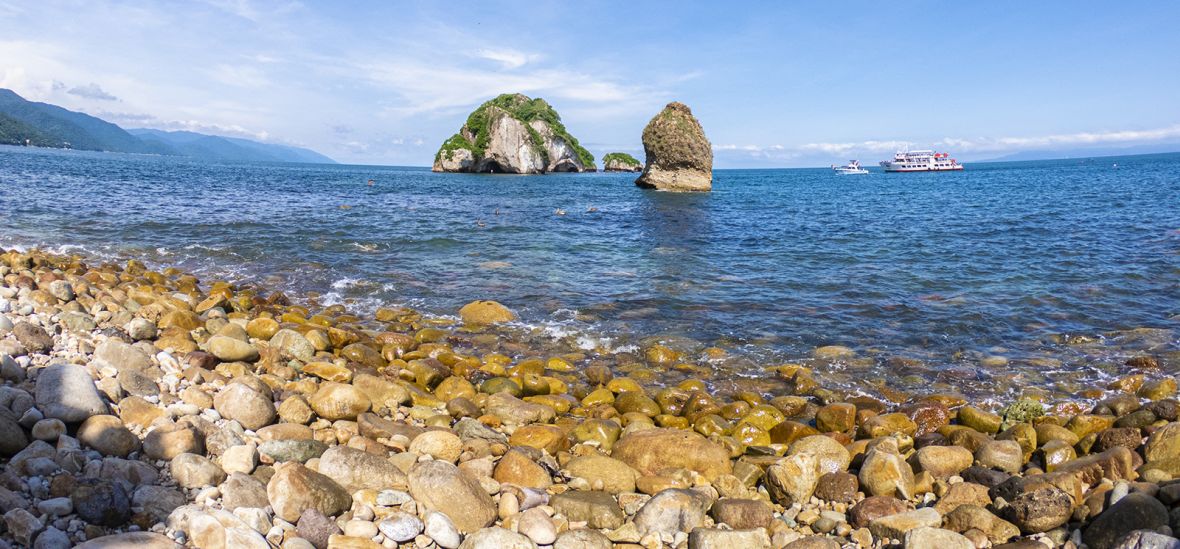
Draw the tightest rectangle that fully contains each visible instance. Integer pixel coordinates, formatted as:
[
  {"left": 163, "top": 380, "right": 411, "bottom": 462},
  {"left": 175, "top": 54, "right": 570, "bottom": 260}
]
[
  {"left": 433, "top": 94, "right": 595, "bottom": 174},
  {"left": 635, "top": 102, "right": 712, "bottom": 191},
  {"left": 602, "top": 152, "right": 642, "bottom": 172}
]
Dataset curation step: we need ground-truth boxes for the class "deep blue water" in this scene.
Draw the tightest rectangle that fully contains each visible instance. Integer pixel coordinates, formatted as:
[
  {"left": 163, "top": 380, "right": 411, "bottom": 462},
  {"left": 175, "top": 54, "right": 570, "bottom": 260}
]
[{"left": 2, "top": 145, "right": 1177, "bottom": 398}]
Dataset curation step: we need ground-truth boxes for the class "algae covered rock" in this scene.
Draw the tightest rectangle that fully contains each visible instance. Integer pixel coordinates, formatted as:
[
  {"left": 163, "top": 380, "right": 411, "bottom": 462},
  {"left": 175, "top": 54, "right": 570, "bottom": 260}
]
[
  {"left": 635, "top": 101, "right": 712, "bottom": 191},
  {"left": 433, "top": 93, "right": 595, "bottom": 174},
  {"left": 602, "top": 152, "right": 642, "bottom": 172}
]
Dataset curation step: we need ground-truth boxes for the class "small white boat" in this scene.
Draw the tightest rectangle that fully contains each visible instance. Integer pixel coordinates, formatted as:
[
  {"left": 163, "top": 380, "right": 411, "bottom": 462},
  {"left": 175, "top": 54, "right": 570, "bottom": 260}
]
[{"left": 832, "top": 160, "right": 869, "bottom": 174}]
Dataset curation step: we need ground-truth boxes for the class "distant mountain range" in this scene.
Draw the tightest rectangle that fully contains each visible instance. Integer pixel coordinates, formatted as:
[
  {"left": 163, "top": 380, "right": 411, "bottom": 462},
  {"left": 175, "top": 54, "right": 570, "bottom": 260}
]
[
  {"left": 0, "top": 89, "right": 334, "bottom": 164},
  {"left": 976, "top": 143, "right": 1180, "bottom": 163}
]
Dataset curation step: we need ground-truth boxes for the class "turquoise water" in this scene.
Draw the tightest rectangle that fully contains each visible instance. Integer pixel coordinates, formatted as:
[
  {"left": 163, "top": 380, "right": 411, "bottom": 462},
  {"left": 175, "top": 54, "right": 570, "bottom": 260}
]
[{"left": 2, "top": 146, "right": 1177, "bottom": 398}]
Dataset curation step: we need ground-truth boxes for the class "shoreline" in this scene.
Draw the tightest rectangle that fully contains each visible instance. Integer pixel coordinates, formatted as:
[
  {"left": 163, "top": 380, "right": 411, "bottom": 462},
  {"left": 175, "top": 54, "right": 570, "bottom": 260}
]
[{"left": 1, "top": 246, "right": 1179, "bottom": 547}]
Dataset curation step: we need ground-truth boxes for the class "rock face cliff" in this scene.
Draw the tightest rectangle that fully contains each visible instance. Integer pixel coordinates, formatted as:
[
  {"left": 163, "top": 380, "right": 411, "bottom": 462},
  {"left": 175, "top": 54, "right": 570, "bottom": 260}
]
[
  {"left": 602, "top": 152, "right": 643, "bottom": 172},
  {"left": 635, "top": 102, "right": 712, "bottom": 191},
  {"left": 433, "top": 94, "right": 596, "bottom": 174}
]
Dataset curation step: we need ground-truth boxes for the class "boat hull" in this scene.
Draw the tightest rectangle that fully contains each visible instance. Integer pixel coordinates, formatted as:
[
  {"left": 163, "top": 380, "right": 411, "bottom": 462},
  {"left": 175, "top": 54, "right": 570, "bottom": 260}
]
[{"left": 881, "top": 164, "right": 964, "bottom": 172}]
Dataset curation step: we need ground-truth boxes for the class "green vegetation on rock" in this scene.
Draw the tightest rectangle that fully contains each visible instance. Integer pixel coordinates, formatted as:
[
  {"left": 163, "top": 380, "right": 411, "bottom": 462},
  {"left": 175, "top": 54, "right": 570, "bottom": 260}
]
[
  {"left": 434, "top": 93, "right": 595, "bottom": 171},
  {"left": 603, "top": 152, "right": 641, "bottom": 166}
]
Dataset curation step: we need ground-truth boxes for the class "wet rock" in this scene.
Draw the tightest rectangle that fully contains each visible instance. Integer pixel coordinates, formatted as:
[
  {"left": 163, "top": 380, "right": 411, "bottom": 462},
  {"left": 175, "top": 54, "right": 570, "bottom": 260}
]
[
  {"left": 975, "top": 440, "right": 1023, "bottom": 473},
  {"left": 485, "top": 392, "right": 555, "bottom": 426},
  {"left": 267, "top": 462, "right": 352, "bottom": 522},
  {"left": 459, "top": 300, "right": 516, "bottom": 324},
  {"left": 997, "top": 484, "right": 1073, "bottom": 534},
  {"left": 1095, "top": 427, "right": 1145, "bottom": 453},
  {"left": 318, "top": 445, "right": 407, "bottom": 492},
  {"left": 913, "top": 445, "right": 973, "bottom": 478},
  {"left": 1055, "top": 446, "right": 1137, "bottom": 486},
  {"left": 550, "top": 490, "right": 624, "bottom": 529},
  {"left": 960, "top": 465, "right": 1011, "bottom": 488},
  {"left": 1146, "top": 422, "right": 1180, "bottom": 462},
  {"left": 408, "top": 459, "right": 497, "bottom": 533},
  {"left": 612, "top": 428, "right": 732, "bottom": 481},
  {"left": 868, "top": 508, "right": 941, "bottom": 541},
  {"left": 710, "top": 498, "right": 772, "bottom": 529},
  {"left": 494, "top": 449, "right": 553, "bottom": 489},
  {"left": 35, "top": 363, "right": 109, "bottom": 423},
  {"left": 71, "top": 478, "right": 131, "bottom": 527},
  {"left": 849, "top": 496, "right": 909, "bottom": 529},
  {"left": 633, "top": 488, "right": 714, "bottom": 537},
  {"left": 270, "top": 329, "right": 316, "bottom": 362},
  {"left": 814, "top": 471, "right": 858, "bottom": 503},
  {"left": 1083, "top": 493, "right": 1169, "bottom": 549}
]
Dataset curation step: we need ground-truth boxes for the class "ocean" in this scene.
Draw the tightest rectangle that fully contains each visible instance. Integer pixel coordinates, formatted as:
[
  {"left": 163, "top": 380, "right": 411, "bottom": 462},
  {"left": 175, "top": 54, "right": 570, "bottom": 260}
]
[{"left": 2, "top": 145, "right": 1177, "bottom": 401}]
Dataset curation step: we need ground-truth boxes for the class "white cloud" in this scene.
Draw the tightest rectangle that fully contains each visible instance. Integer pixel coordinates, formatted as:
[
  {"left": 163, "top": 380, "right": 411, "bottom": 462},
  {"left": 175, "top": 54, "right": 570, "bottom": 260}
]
[
  {"left": 473, "top": 48, "right": 539, "bottom": 70},
  {"left": 67, "top": 82, "right": 118, "bottom": 101},
  {"left": 208, "top": 64, "right": 270, "bottom": 88}
]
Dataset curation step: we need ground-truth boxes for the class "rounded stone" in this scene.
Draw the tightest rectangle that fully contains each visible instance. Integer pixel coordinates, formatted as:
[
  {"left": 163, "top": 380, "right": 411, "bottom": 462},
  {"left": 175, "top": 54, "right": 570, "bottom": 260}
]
[
  {"left": 409, "top": 430, "right": 462, "bottom": 463},
  {"left": 213, "top": 382, "right": 276, "bottom": 431},
  {"left": 77, "top": 414, "right": 140, "bottom": 457}
]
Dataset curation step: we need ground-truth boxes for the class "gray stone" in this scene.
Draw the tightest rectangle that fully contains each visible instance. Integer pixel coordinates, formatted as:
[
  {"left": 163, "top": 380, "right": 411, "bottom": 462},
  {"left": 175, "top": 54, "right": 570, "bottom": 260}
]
[
  {"left": 1112, "top": 530, "right": 1180, "bottom": 549},
  {"left": 550, "top": 490, "right": 625, "bottom": 530},
  {"left": 1084, "top": 493, "right": 1170, "bottom": 549},
  {"left": 170, "top": 453, "right": 227, "bottom": 488},
  {"left": 13, "top": 322, "right": 52, "bottom": 354},
  {"left": 904, "top": 526, "right": 974, "bottom": 549},
  {"left": 424, "top": 511, "right": 462, "bottom": 549},
  {"left": 220, "top": 473, "right": 269, "bottom": 511},
  {"left": 378, "top": 512, "right": 424, "bottom": 542},
  {"left": 35, "top": 363, "right": 108, "bottom": 423},
  {"left": 214, "top": 382, "right": 275, "bottom": 431},
  {"left": 71, "top": 478, "right": 131, "bottom": 527},
  {"left": 0, "top": 412, "right": 28, "bottom": 456},
  {"left": 93, "top": 339, "right": 153, "bottom": 372},
  {"left": 457, "top": 527, "right": 536, "bottom": 549},
  {"left": 554, "top": 528, "right": 612, "bottom": 549},
  {"left": 688, "top": 527, "right": 772, "bottom": 549},
  {"left": 73, "top": 533, "right": 181, "bottom": 549},
  {"left": 633, "top": 488, "right": 714, "bottom": 537},
  {"left": 33, "top": 526, "right": 71, "bottom": 549},
  {"left": 258, "top": 439, "right": 327, "bottom": 463},
  {"left": 408, "top": 460, "right": 496, "bottom": 534},
  {"left": 296, "top": 508, "right": 340, "bottom": 549}
]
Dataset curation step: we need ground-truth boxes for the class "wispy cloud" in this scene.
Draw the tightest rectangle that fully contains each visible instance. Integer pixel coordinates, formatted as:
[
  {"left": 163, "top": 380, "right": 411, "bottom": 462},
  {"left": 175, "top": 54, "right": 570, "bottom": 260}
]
[
  {"left": 473, "top": 48, "right": 539, "bottom": 70},
  {"left": 67, "top": 82, "right": 118, "bottom": 101},
  {"left": 717, "top": 124, "right": 1180, "bottom": 161}
]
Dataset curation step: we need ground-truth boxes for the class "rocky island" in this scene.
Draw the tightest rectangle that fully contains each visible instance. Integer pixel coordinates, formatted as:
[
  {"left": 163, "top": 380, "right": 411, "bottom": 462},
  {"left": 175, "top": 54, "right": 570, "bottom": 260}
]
[
  {"left": 602, "top": 153, "right": 643, "bottom": 173},
  {"left": 432, "top": 94, "right": 596, "bottom": 174},
  {"left": 635, "top": 102, "right": 713, "bottom": 192}
]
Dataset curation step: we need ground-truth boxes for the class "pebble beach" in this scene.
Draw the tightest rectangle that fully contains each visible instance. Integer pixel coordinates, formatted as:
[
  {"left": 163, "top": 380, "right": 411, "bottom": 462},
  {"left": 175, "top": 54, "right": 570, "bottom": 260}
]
[{"left": 0, "top": 246, "right": 1178, "bottom": 549}]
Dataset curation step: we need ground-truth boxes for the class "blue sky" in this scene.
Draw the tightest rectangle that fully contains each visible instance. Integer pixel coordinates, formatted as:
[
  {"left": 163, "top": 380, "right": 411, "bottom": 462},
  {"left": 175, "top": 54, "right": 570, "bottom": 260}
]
[{"left": 2, "top": 1, "right": 1178, "bottom": 167}]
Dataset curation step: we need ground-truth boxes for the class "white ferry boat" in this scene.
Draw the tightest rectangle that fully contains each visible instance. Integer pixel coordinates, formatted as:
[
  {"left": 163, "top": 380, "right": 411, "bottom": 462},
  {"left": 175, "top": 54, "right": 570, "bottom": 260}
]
[
  {"left": 880, "top": 150, "right": 963, "bottom": 172},
  {"left": 831, "top": 160, "right": 869, "bottom": 175}
]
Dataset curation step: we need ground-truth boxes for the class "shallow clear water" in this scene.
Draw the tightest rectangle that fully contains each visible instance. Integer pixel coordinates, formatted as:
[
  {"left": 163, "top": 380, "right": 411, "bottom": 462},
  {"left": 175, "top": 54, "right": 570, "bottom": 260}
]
[{"left": 2, "top": 146, "right": 1178, "bottom": 399}]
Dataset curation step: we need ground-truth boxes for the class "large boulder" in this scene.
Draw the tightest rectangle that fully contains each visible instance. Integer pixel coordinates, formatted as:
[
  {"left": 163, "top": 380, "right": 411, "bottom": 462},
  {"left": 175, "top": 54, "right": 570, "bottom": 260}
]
[
  {"left": 433, "top": 94, "right": 595, "bottom": 174},
  {"left": 635, "top": 102, "right": 712, "bottom": 191},
  {"left": 612, "top": 428, "right": 732, "bottom": 481}
]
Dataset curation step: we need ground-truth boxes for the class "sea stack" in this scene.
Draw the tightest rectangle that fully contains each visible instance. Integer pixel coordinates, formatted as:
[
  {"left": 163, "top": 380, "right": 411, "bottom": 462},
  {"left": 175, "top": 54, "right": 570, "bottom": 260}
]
[
  {"left": 635, "top": 102, "right": 712, "bottom": 191},
  {"left": 602, "top": 152, "right": 643, "bottom": 172},
  {"left": 432, "top": 93, "right": 596, "bottom": 174}
]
